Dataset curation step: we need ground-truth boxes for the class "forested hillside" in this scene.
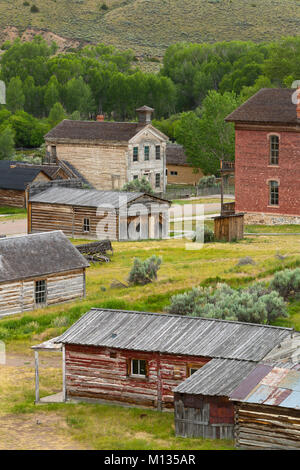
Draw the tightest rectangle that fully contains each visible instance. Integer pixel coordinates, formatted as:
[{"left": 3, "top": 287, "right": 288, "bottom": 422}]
[{"left": 0, "top": 0, "right": 300, "bottom": 56}]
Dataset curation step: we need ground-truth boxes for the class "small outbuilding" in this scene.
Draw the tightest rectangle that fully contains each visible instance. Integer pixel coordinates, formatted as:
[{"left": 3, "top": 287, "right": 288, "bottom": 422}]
[
  {"left": 28, "top": 187, "right": 170, "bottom": 240},
  {"left": 0, "top": 230, "right": 89, "bottom": 317},
  {"left": 230, "top": 363, "right": 300, "bottom": 450},
  {"left": 166, "top": 144, "right": 202, "bottom": 185}
]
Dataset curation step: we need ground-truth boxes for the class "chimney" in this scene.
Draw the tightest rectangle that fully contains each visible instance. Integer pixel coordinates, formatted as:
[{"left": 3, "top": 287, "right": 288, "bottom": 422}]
[
  {"left": 96, "top": 115, "right": 104, "bottom": 122},
  {"left": 297, "top": 87, "right": 300, "bottom": 120},
  {"left": 136, "top": 105, "right": 154, "bottom": 124}
]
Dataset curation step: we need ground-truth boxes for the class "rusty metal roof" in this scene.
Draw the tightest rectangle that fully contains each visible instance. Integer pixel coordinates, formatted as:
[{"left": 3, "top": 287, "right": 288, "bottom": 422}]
[
  {"left": 230, "top": 364, "right": 300, "bottom": 410},
  {"left": 174, "top": 358, "right": 257, "bottom": 397},
  {"left": 0, "top": 231, "right": 89, "bottom": 283},
  {"left": 55, "top": 308, "right": 292, "bottom": 361}
]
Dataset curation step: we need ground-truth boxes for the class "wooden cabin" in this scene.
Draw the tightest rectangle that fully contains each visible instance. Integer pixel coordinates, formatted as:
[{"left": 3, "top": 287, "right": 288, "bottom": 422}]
[
  {"left": 0, "top": 160, "right": 51, "bottom": 208},
  {"left": 166, "top": 144, "right": 202, "bottom": 185},
  {"left": 213, "top": 213, "right": 244, "bottom": 242},
  {"left": 230, "top": 363, "right": 300, "bottom": 449},
  {"left": 0, "top": 231, "right": 89, "bottom": 317},
  {"left": 50, "top": 309, "right": 292, "bottom": 410},
  {"left": 28, "top": 187, "right": 170, "bottom": 240}
]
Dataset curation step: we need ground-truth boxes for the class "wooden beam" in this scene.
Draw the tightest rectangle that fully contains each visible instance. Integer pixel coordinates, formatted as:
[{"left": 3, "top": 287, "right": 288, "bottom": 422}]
[{"left": 35, "top": 350, "right": 39, "bottom": 403}]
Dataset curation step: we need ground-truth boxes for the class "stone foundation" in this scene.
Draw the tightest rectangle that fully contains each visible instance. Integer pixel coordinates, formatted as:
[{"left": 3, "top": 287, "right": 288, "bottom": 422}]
[{"left": 244, "top": 212, "right": 300, "bottom": 225}]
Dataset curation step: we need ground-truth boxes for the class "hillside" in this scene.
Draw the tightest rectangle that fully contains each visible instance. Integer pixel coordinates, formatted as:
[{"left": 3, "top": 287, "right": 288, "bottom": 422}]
[{"left": 0, "top": 0, "right": 300, "bottom": 57}]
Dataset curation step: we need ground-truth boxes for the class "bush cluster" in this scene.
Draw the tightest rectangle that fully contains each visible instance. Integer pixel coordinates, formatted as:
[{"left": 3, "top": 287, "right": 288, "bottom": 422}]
[{"left": 128, "top": 255, "right": 162, "bottom": 286}]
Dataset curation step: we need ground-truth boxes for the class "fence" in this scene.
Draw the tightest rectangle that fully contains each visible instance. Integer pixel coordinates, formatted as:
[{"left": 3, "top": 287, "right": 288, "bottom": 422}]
[{"left": 163, "top": 184, "right": 235, "bottom": 200}]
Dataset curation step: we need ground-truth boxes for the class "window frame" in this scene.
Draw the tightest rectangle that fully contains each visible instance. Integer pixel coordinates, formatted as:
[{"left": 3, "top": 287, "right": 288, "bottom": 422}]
[
  {"left": 133, "top": 146, "right": 139, "bottom": 162},
  {"left": 155, "top": 173, "right": 161, "bottom": 188},
  {"left": 155, "top": 145, "right": 161, "bottom": 160},
  {"left": 144, "top": 145, "right": 150, "bottom": 161},
  {"left": 83, "top": 217, "right": 90, "bottom": 233},
  {"left": 269, "top": 135, "right": 279, "bottom": 166},
  {"left": 269, "top": 180, "right": 279, "bottom": 206},
  {"left": 35, "top": 279, "right": 47, "bottom": 305},
  {"left": 130, "top": 359, "right": 147, "bottom": 377}
]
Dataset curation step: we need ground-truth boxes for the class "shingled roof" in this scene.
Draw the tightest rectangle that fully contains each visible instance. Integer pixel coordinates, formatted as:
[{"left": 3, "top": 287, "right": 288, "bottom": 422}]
[
  {"left": 45, "top": 119, "right": 147, "bottom": 142},
  {"left": 56, "top": 308, "right": 292, "bottom": 362},
  {"left": 166, "top": 144, "right": 189, "bottom": 166},
  {"left": 0, "top": 231, "right": 89, "bottom": 283},
  {"left": 0, "top": 161, "right": 49, "bottom": 190},
  {"left": 225, "top": 88, "right": 298, "bottom": 125}
]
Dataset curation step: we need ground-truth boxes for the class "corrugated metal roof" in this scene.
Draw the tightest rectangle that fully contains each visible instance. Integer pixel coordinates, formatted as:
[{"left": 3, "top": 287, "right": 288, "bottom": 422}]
[
  {"left": 0, "top": 231, "right": 89, "bottom": 283},
  {"left": 29, "top": 187, "right": 144, "bottom": 208},
  {"left": 55, "top": 308, "right": 292, "bottom": 361},
  {"left": 174, "top": 358, "right": 257, "bottom": 396},
  {"left": 230, "top": 365, "right": 300, "bottom": 410}
]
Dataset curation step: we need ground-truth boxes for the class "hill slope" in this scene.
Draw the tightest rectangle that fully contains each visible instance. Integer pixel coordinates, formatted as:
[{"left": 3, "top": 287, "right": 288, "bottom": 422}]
[{"left": 0, "top": 0, "right": 300, "bottom": 56}]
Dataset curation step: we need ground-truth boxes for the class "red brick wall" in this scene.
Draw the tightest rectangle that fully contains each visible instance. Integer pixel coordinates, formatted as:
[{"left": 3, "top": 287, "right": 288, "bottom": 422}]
[{"left": 235, "top": 128, "right": 300, "bottom": 216}]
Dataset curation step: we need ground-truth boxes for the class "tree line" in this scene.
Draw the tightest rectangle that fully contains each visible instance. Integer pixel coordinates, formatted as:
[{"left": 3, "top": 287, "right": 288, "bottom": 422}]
[{"left": 0, "top": 35, "right": 300, "bottom": 172}]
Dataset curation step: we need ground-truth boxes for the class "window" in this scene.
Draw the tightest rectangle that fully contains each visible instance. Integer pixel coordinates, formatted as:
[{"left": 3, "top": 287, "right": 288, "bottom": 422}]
[
  {"left": 131, "top": 359, "right": 147, "bottom": 377},
  {"left": 155, "top": 145, "right": 161, "bottom": 160},
  {"left": 170, "top": 171, "right": 178, "bottom": 176},
  {"left": 144, "top": 146, "right": 150, "bottom": 161},
  {"left": 133, "top": 147, "right": 139, "bottom": 162},
  {"left": 189, "top": 367, "right": 199, "bottom": 376},
  {"left": 83, "top": 218, "right": 90, "bottom": 232},
  {"left": 35, "top": 280, "right": 47, "bottom": 305},
  {"left": 133, "top": 175, "right": 139, "bottom": 180},
  {"left": 270, "top": 135, "right": 279, "bottom": 165},
  {"left": 155, "top": 173, "right": 161, "bottom": 188},
  {"left": 269, "top": 181, "right": 279, "bottom": 205}
]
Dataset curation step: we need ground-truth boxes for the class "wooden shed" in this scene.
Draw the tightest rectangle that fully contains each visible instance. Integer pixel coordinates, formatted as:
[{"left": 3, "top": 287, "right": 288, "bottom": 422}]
[
  {"left": 0, "top": 160, "right": 51, "bottom": 208},
  {"left": 0, "top": 231, "right": 89, "bottom": 317},
  {"left": 214, "top": 213, "right": 244, "bottom": 242},
  {"left": 45, "top": 309, "right": 292, "bottom": 410},
  {"left": 230, "top": 363, "right": 300, "bottom": 449},
  {"left": 28, "top": 187, "right": 170, "bottom": 241}
]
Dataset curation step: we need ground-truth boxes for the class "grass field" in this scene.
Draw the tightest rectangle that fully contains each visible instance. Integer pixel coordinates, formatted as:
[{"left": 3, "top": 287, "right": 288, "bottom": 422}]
[
  {"left": 0, "top": 233, "right": 299, "bottom": 449},
  {"left": 1, "top": 0, "right": 300, "bottom": 56}
]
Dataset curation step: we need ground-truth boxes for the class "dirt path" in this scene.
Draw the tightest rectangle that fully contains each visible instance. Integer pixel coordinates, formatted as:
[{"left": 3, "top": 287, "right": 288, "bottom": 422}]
[{"left": 0, "top": 218, "right": 27, "bottom": 236}]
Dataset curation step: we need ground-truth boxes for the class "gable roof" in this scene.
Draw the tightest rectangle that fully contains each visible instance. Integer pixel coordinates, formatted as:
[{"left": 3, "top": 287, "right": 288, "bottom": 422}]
[
  {"left": 29, "top": 187, "right": 169, "bottom": 208},
  {"left": 166, "top": 144, "right": 189, "bottom": 166},
  {"left": 55, "top": 308, "right": 292, "bottom": 362},
  {"left": 225, "top": 88, "right": 298, "bottom": 125},
  {"left": 174, "top": 358, "right": 257, "bottom": 397},
  {"left": 0, "top": 231, "right": 89, "bottom": 283},
  {"left": 0, "top": 161, "right": 48, "bottom": 190},
  {"left": 45, "top": 119, "right": 147, "bottom": 142}
]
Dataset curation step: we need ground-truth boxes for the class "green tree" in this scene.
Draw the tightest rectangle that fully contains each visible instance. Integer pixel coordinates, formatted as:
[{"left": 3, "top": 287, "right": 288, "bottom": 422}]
[
  {"left": 44, "top": 76, "right": 60, "bottom": 113},
  {"left": 48, "top": 102, "right": 66, "bottom": 128},
  {"left": 0, "top": 126, "right": 15, "bottom": 159},
  {"left": 6, "top": 76, "right": 25, "bottom": 113}
]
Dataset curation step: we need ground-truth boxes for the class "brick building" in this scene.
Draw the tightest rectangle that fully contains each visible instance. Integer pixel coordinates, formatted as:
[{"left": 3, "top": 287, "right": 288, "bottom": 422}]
[{"left": 226, "top": 88, "right": 300, "bottom": 224}]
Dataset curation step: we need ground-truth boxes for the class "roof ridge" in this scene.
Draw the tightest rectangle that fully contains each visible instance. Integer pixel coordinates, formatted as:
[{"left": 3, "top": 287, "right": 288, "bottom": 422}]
[{"left": 89, "top": 308, "right": 294, "bottom": 331}]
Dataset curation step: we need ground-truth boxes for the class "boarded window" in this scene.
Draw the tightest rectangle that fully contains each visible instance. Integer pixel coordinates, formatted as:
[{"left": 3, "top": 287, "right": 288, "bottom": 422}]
[
  {"left": 155, "top": 173, "right": 161, "bottom": 188},
  {"left": 155, "top": 145, "right": 161, "bottom": 160},
  {"left": 131, "top": 359, "right": 147, "bottom": 376},
  {"left": 270, "top": 135, "right": 279, "bottom": 165},
  {"left": 269, "top": 181, "right": 279, "bottom": 205},
  {"left": 144, "top": 146, "right": 150, "bottom": 161},
  {"left": 83, "top": 218, "right": 90, "bottom": 232},
  {"left": 35, "top": 280, "right": 47, "bottom": 305},
  {"left": 133, "top": 147, "right": 139, "bottom": 162}
]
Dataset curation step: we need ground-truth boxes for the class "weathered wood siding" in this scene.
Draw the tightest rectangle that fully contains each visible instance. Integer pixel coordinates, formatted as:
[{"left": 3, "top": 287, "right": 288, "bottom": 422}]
[
  {"left": 234, "top": 403, "right": 300, "bottom": 450},
  {"left": 167, "top": 165, "right": 202, "bottom": 185},
  {"left": 0, "top": 269, "right": 86, "bottom": 317},
  {"left": 65, "top": 344, "right": 209, "bottom": 409},
  {"left": 214, "top": 214, "right": 244, "bottom": 242},
  {"left": 174, "top": 393, "right": 234, "bottom": 439},
  {"left": 0, "top": 189, "right": 25, "bottom": 208}
]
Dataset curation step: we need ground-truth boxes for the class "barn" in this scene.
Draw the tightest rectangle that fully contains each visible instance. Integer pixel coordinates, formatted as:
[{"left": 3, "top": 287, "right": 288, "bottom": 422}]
[
  {"left": 28, "top": 187, "right": 170, "bottom": 240},
  {"left": 0, "top": 231, "right": 89, "bottom": 317},
  {"left": 45, "top": 309, "right": 293, "bottom": 410},
  {"left": 230, "top": 363, "right": 300, "bottom": 449},
  {"left": 0, "top": 160, "right": 51, "bottom": 208}
]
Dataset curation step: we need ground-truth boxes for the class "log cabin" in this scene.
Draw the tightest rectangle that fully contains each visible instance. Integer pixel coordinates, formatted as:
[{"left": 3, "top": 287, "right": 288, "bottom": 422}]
[
  {"left": 230, "top": 362, "right": 300, "bottom": 449},
  {"left": 0, "top": 231, "right": 89, "bottom": 317},
  {"left": 51, "top": 308, "right": 293, "bottom": 411},
  {"left": 28, "top": 187, "right": 170, "bottom": 240},
  {"left": 44, "top": 106, "right": 168, "bottom": 193}
]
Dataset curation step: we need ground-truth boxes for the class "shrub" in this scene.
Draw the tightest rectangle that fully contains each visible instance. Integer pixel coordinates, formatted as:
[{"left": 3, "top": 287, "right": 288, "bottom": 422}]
[
  {"left": 237, "top": 256, "right": 255, "bottom": 266},
  {"left": 122, "top": 177, "right": 154, "bottom": 194},
  {"left": 192, "top": 225, "right": 214, "bottom": 243},
  {"left": 128, "top": 255, "right": 162, "bottom": 285},
  {"left": 198, "top": 175, "right": 219, "bottom": 189},
  {"left": 270, "top": 268, "right": 300, "bottom": 300},
  {"left": 30, "top": 5, "right": 39, "bottom": 12}
]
